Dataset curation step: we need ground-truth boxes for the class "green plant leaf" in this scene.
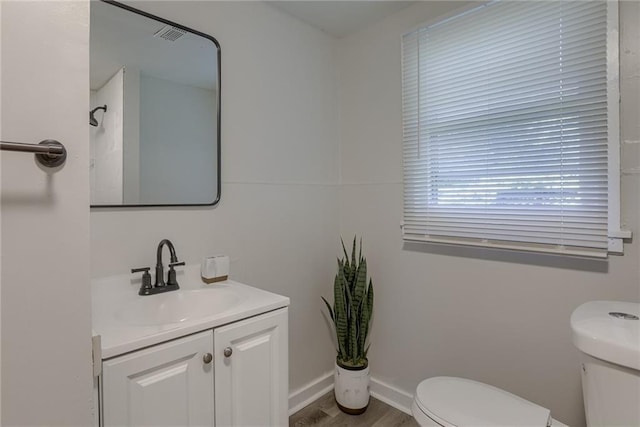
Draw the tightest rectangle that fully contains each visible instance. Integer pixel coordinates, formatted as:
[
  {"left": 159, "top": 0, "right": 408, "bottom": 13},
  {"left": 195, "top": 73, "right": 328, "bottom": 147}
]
[
  {"left": 334, "top": 272, "right": 347, "bottom": 359},
  {"left": 343, "top": 262, "right": 351, "bottom": 288},
  {"left": 349, "top": 302, "right": 358, "bottom": 362},
  {"left": 350, "top": 236, "right": 357, "bottom": 288},
  {"left": 342, "top": 271, "right": 356, "bottom": 361},
  {"left": 321, "top": 296, "right": 334, "bottom": 322},
  {"left": 358, "top": 296, "right": 369, "bottom": 357},
  {"left": 341, "top": 238, "right": 349, "bottom": 263},
  {"left": 362, "top": 280, "right": 373, "bottom": 356},
  {"left": 353, "top": 258, "right": 367, "bottom": 308},
  {"left": 366, "top": 279, "right": 374, "bottom": 320}
]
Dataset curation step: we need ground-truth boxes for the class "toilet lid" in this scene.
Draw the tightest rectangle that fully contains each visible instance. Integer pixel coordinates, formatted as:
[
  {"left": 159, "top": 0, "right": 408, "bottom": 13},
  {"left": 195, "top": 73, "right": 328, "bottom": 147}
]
[{"left": 415, "top": 377, "right": 551, "bottom": 427}]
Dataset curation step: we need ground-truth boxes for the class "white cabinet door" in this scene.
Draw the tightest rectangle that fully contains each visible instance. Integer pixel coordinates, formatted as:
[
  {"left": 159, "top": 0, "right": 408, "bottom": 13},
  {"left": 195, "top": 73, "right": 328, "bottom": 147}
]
[
  {"left": 102, "top": 330, "right": 214, "bottom": 427},
  {"left": 214, "top": 308, "right": 289, "bottom": 427}
]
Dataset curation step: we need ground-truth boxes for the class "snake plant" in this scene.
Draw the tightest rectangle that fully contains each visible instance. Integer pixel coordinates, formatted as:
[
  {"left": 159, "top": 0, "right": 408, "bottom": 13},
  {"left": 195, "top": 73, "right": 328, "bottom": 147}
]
[{"left": 322, "top": 237, "right": 374, "bottom": 369}]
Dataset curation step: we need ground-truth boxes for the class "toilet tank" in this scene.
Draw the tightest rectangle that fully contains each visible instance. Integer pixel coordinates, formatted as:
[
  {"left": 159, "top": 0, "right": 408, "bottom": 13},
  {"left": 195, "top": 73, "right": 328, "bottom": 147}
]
[{"left": 571, "top": 301, "right": 640, "bottom": 427}]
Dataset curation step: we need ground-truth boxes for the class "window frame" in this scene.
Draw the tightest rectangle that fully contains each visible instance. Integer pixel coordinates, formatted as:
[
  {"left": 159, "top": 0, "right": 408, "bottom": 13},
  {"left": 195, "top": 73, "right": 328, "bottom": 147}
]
[{"left": 400, "top": 0, "right": 630, "bottom": 257}]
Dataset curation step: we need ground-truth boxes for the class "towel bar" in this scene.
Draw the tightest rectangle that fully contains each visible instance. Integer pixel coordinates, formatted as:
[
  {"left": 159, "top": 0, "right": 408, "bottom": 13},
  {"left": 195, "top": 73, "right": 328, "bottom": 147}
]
[{"left": 0, "top": 139, "right": 67, "bottom": 167}]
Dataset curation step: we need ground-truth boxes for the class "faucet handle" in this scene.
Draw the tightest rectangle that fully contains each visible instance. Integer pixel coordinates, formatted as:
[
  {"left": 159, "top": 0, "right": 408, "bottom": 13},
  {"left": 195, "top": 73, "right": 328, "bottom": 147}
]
[
  {"left": 132, "top": 267, "right": 153, "bottom": 295},
  {"left": 167, "top": 261, "right": 185, "bottom": 287}
]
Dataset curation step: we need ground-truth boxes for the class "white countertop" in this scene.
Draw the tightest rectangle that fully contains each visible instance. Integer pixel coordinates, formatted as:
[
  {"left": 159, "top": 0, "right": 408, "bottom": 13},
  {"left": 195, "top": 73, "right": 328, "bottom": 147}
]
[{"left": 92, "top": 265, "right": 290, "bottom": 359}]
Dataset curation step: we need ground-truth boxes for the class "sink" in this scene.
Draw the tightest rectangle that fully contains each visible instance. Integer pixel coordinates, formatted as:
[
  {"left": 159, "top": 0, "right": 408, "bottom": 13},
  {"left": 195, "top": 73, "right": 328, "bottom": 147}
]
[
  {"left": 92, "top": 265, "right": 290, "bottom": 358},
  {"left": 116, "top": 288, "right": 240, "bottom": 326}
]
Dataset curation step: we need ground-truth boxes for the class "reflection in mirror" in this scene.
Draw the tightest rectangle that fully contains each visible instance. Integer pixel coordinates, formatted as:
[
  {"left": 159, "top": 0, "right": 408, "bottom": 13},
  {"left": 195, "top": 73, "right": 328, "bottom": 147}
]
[{"left": 90, "top": 0, "right": 220, "bottom": 206}]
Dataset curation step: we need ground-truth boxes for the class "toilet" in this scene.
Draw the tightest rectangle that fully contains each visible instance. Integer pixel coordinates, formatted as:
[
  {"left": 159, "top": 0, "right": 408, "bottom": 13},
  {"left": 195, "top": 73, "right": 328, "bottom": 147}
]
[
  {"left": 412, "top": 300, "right": 640, "bottom": 427},
  {"left": 570, "top": 301, "right": 640, "bottom": 427},
  {"left": 412, "top": 376, "right": 568, "bottom": 427}
]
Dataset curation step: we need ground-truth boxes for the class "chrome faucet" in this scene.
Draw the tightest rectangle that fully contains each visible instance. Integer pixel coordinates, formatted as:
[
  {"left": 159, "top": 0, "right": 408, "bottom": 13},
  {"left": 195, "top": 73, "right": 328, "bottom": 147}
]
[{"left": 131, "top": 239, "right": 185, "bottom": 295}]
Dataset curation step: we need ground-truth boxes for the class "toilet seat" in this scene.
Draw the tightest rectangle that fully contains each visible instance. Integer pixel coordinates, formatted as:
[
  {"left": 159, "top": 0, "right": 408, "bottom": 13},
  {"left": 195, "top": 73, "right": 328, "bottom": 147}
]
[{"left": 414, "top": 377, "right": 552, "bottom": 427}]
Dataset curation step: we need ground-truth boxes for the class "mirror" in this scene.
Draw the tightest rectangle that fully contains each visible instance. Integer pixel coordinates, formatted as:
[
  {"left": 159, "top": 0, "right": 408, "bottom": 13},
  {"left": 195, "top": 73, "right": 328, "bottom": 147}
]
[{"left": 90, "top": 0, "right": 220, "bottom": 207}]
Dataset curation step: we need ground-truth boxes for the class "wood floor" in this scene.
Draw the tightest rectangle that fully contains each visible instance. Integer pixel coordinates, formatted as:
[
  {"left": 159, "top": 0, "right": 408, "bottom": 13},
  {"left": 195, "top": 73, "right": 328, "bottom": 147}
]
[{"left": 289, "top": 391, "right": 420, "bottom": 427}]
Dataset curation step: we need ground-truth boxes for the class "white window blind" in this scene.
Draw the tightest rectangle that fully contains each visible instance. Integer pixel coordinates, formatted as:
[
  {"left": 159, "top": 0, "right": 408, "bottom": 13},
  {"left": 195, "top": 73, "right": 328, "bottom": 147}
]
[{"left": 401, "top": 0, "right": 618, "bottom": 257}]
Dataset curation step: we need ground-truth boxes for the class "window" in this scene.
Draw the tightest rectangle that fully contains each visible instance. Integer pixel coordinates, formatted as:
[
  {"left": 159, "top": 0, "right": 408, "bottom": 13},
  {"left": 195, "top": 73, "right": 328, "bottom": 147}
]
[{"left": 401, "top": 0, "right": 627, "bottom": 257}]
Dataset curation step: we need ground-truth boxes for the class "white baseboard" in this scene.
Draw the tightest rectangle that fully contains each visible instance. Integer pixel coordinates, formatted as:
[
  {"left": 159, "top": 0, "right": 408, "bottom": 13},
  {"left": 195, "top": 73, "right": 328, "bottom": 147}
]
[
  {"left": 288, "top": 371, "right": 415, "bottom": 417},
  {"left": 370, "top": 377, "right": 414, "bottom": 416},
  {"left": 288, "top": 371, "right": 334, "bottom": 416}
]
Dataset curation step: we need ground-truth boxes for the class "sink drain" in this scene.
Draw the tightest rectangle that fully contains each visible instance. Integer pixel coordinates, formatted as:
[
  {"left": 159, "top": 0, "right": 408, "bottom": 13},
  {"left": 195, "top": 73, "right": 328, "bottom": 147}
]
[{"left": 609, "top": 312, "right": 639, "bottom": 320}]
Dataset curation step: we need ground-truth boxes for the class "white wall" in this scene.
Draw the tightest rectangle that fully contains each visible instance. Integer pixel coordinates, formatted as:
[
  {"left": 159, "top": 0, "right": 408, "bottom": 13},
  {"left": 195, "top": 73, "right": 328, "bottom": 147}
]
[
  {"left": 91, "top": 0, "right": 340, "bottom": 396},
  {"left": 90, "top": 68, "right": 124, "bottom": 205},
  {"left": 338, "top": 2, "right": 640, "bottom": 427},
  {"left": 1, "top": 1, "right": 93, "bottom": 425},
  {"left": 138, "top": 74, "right": 217, "bottom": 204}
]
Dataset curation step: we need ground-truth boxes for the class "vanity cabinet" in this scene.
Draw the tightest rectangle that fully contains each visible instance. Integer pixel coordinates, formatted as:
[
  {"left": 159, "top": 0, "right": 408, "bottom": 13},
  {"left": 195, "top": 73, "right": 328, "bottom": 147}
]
[
  {"left": 102, "top": 330, "right": 215, "bottom": 426},
  {"left": 214, "top": 308, "right": 288, "bottom": 426},
  {"left": 100, "top": 308, "right": 288, "bottom": 427}
]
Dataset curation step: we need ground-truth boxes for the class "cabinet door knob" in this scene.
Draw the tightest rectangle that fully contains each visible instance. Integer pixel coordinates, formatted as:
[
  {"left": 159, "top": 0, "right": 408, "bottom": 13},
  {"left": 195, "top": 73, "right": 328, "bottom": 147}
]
[
  {"left": 203, "top": 352, "right": 213, "bottom": 364},
  {"left": 223, "top": 347, "right": 233, "bottom": 357}
]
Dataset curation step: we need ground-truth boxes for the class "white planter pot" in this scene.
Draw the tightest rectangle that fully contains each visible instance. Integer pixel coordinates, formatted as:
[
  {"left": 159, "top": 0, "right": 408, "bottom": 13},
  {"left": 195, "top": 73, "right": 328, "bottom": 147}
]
[{"left": 334, "top": 361, "right": 370, "bottom": 414}]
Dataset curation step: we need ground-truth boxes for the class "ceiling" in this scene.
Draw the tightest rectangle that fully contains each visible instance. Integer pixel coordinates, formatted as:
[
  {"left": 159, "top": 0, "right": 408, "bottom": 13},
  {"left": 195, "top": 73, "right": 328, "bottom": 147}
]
[{"left": 268, "top": 1, "right": 417, "bottom": 38}]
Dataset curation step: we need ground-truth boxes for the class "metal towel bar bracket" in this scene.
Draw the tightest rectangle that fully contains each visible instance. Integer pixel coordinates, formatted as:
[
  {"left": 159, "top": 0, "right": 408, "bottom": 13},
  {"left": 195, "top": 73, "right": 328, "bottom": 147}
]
[{"left": 0, "top": 139, "right": 67, "bottom": 167}]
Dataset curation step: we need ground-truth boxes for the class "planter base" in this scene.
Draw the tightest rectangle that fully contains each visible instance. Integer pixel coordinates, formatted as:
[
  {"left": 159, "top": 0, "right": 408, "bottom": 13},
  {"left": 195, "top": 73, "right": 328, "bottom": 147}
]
[
  {"left": 336, "top": 400, "right": 369, "bottom": 415},
  {"left": 334, "top": 362, "right": 370, "bottom": 415}
]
